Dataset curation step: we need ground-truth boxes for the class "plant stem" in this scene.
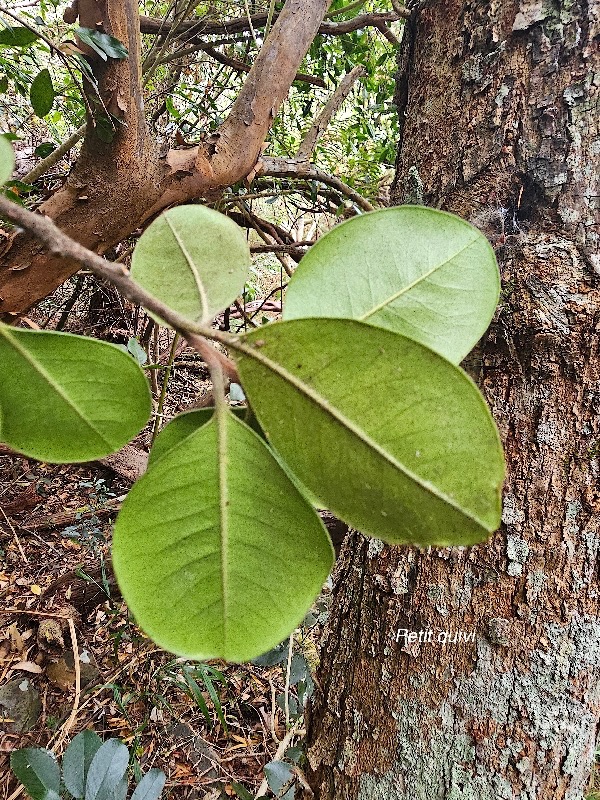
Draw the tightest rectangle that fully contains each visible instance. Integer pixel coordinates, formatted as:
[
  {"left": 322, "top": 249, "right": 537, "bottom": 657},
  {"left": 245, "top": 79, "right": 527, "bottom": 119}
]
[{"left": 150, "top": 331, "right": 180, "bottom": 446}]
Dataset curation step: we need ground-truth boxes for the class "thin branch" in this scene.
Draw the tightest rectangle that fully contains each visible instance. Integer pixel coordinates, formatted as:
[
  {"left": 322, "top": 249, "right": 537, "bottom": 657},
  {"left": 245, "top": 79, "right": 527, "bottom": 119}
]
[
  {"left": 297, "top": 65, "right": 366, "bottom": 161},
  {"left": 375, "top": 22, "right": 402, "bottom": 46},
  {"left": 251, "top": 243, "right": 313, "bottom": 256},
  {"left": 257, "top": 157, "right": 375, "bottom": 212},
  {"left": 325, "top": 0, "right": 367, "bottom": 17},
  {"left": 22, "top": 124, "right": 86, "bottom": 185},
  {"left": 0, "top": 195, "right": 239, "bottom": 366},
  {"left": 139, "top": 9, "right": 410, "bottom": 38},
  {"left": 196, "top": 43, "right": 326, "bottom": 88},
  {"left": 242, "top": 0, "right": 260, "bottom": 48},
  {"left": 234, "top": 201, "right": 295, "bottom": 277},
  {"left": 319, "top": 10, "right": 409, "bottom": 33}
]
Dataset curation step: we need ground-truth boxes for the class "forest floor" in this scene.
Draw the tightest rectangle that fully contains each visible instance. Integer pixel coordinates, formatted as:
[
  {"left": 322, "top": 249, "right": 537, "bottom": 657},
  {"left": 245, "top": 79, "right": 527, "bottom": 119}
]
[{"left": 0, "top": 272, "right": 323, "bottom": 800}]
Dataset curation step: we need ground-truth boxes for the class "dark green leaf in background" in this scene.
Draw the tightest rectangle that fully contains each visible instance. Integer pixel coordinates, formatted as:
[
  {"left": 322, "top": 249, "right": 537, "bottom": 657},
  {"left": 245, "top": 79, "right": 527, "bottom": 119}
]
[
  {"left": 284, "top": 206, "right": 500, "bottom": 364},
  {"left": 76, "top": 28, "right": 129, "bottom": 60},
  {"left": 0, "top": 27, "right": 39, "bottom": 47},
  {"left": 10, "top": 749, "right": 60, "bottom": 800},
  {"left": 113, "top": 409, "right": 333, "bottom": 662},
  {"left": 235, "top": 318, "right": 504, "bottom": 547},
  {"left": 34, "top": 141, "right": 57, "bottom": 159},
  {"left": 0, "top": 326, "right": 152, "bottom": 463},
  {"left": 30, "top": 68, "right": 54, "bottom": 118}
]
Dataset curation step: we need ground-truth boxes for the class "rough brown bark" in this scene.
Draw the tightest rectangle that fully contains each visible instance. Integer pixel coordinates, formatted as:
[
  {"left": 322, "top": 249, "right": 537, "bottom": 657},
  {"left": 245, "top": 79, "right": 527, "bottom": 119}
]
[
  {"left": 306, "top": 1, "right": 600, "bottom": 798},
  {"left": 0, "top": 0, "right": 331, "bottom": 318}
]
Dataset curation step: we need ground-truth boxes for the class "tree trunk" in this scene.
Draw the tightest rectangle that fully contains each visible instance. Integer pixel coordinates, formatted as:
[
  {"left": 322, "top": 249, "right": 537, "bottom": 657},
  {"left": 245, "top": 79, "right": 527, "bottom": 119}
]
[{"left": 306, "top": 2, "right": 600, "bottom": 798}]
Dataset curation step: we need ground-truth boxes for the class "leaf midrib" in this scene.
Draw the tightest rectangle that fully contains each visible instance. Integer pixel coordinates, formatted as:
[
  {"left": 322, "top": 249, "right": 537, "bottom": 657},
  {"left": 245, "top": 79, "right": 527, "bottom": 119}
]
[
  {"left": 358, "top": 235, "right": 480, "bottom": 321},
  {"left": 0, "top": 326, "right": 114, "bottom": 450},
  {"left": 236, "top": 332, "right": 493, "bottom": 531},
  {"left": 216, "top": 408, "right": 230, "bottom": 653},
  {"left": 165, "top": 214, "right": 211, "bottom": 323}
]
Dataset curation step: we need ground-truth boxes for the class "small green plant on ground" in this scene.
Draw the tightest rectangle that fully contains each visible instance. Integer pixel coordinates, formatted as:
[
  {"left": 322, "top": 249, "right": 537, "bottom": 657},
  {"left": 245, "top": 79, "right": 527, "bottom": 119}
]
[
  {"left": 10, "top": 730, "right": 166, "bottom": 800},
  {"left": 0, "top": 136, "right": 504, "bottom": 664}
]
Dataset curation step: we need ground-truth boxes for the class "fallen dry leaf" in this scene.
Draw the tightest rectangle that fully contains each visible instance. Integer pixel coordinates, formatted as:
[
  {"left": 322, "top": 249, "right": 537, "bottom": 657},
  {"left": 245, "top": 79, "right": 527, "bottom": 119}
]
[{"left": 12, "top": 660, "right": 43, "bottom": 674}]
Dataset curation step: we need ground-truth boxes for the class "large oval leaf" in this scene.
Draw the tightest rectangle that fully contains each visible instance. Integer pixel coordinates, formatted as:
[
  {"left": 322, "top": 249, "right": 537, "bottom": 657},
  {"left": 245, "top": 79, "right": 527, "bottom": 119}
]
[
  {"left": 113, "top": 409, "right": 333, "bottom": 662},
  {"left": 10, "top": 749, "right": 60, "bottom": 800},
  {"left": 234, "top": 319, "right": 504, "bottom": 546},
  {"left": 283, "top": 206, "right": 499, "bottom": 364},
  {"left": 0, "top": 27, "right": 39, "bottom": 47},
  {"left": 62, "top": 730, "right": 103, "bottom": 799},
  {"left": 85, "top": 740, "right": 128, "bottom": 800},
  {"left": 130, "top": 206, "right": 250, "bottom": 325},
  {"left": 148, "top": 407, "right": 262, "bottom": 468},
  {"left": 0, "top": 135, "right": 14, "bottom": 185},
  {"left": 0, "top": 325, "right": 151, "bottom": 462},
  {"left": 148, "top": 407, "right": 322, "bottom": 508},
  {"left": 130, "top": 770, "right": 166, "bottom": 800}
]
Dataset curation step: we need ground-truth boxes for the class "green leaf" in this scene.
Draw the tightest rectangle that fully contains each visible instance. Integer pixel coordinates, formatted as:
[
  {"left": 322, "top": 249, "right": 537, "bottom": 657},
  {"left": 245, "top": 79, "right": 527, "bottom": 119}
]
[
  {"left": 126, "top": 337, "right": 147, "bottom": 366},
  {"left": 10, "top": 749, "right": 60, "bottom": 800},
  {"left": 130, "top": 206, "right": 250, "bottom": 325},
  {"left": 234, "top": 319, "right": 504, "bottom": 547},
  {"left": 264, "top": 761, "right": 294, "bottom": 794},
  {"left": 230, "top": 783, "right": 254, "bottom": 800},
  {"left": 148, "top": 407, "right": 319, "bottom": 507},
  {"left": 85, "top": 740, "right": 129, "bottom": 800},
  {"left": 0, "top": 326, "right": 152, "bottom": 463},
  {"left": 76, "top": 28, "right": 128, "bottom": 60},
  {"left": 0, "top": 27, "right": 39, "bottom": 47},
  {"left": 62, "top": 730, "right": 103, "bottom": 799},
  {"left": 109, "top": 777, "right": 127, "bottom": 800},
  {"left": 148, "top": 407, "right": 263, "bottom": 468},
  {"left": 113, "top": 409, "right": 333, "bottom": 662},
  {"left": 181, "top": 667, "right": 213, "bottom": 726},
  {"left": 192, "top": 664, "right": 228, "bottom": 731},
  {"left": 34, "top": 141, "right": 56, "bottom": 159},
  {"left": 130, "top": 769, "right": 166, "bottom": 800},
  {"left": 0, "top": 135, "right": 14, "bottom": 186},
  {"left": 30, "top": 68, "right": 54, "bottom": 118},
  {"left": 283, "top": 206, "right": 500, "bottom": 364}
]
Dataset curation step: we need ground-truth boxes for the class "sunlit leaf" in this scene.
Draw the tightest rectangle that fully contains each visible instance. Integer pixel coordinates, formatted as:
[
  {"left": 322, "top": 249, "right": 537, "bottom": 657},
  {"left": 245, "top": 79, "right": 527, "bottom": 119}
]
[
  {"left": 113, "top": 409, "right": 333, "bottom": 662},
  {"left": 284, "top": 206, "right": 500, "bottom": 364},
  {"left": 131, "top": 206, "right": 250, "bottom": 325},
  {"left": 234, "top": 318, "right": 504, "bottom": 546},
  {"left": 148, "top": 407, "right": 263, "bottom": 468},
  {"left": 0, "top": 326, "right": 151, "bottom": 463},
  {"left": 0, "top": 135, "right": 14, "bottom": 185}
]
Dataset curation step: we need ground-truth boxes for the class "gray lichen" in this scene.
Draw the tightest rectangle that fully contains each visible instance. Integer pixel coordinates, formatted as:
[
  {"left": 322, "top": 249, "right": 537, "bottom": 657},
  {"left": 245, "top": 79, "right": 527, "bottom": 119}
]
[{"left": 357, "top": 615, "right": 600, "bottom": 799}]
